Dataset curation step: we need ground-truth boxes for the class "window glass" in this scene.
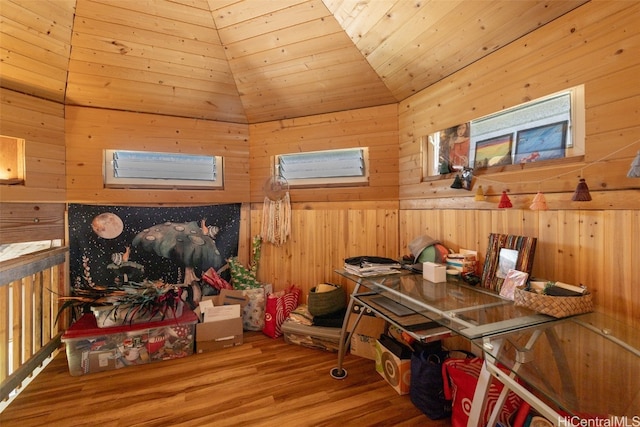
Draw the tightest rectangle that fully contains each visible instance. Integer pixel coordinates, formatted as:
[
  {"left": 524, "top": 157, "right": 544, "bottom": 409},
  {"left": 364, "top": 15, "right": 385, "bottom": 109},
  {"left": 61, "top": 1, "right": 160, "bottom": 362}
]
[
  {"left": 104, "top": 150, "right": 223, "bottom": 189},
  {"left": 276, "top": 148, "right": 368, "bottom": 186}
]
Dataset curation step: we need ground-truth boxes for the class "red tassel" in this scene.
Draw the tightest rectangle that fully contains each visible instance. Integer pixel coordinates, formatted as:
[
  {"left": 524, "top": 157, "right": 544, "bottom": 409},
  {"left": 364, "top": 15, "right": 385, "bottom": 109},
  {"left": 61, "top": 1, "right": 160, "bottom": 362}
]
[{"left": 498, "top": 191, "right": 512, "bottom": 208}]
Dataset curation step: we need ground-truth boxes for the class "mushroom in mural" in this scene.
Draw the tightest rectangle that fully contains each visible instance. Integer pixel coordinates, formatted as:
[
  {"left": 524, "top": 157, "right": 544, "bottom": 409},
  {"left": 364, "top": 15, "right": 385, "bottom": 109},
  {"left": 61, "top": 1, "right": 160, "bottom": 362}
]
[
  {"left": 107, "top": 245, "right": 145, "bottom": 284},
  {"left": 132, "top": 220, "right": 226, "bottom": 287}
]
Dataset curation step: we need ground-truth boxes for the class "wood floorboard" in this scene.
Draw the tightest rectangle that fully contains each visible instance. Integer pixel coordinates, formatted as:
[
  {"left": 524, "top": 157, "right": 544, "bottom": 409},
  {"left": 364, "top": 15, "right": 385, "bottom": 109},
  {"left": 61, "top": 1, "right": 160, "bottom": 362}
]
[{"left": 0, "top": 332, "right": 451, "bottom": 427}]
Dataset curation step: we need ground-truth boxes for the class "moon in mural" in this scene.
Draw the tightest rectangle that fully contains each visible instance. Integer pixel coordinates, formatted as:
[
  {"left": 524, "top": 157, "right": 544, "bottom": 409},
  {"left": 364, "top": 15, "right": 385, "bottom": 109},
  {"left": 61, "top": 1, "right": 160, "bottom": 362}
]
[{"left": 91, "top": 212, "right": 124, "bottom": 239}]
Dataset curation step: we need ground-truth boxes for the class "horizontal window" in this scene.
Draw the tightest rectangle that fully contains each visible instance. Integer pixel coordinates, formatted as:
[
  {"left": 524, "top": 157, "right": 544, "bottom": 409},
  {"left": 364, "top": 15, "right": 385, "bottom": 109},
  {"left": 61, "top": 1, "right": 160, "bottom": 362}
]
[
  {"left": 276, "top": 148, "right": 368, "bottom": 186},
  {"left": 0, "top": 135, "right": 25, "bottom": 185},
  {"left": 423, "top": 85, "right": 585, "bottom": 177},
  {"left": 104, "top": 150, "right": 223, "bottom": 189}
]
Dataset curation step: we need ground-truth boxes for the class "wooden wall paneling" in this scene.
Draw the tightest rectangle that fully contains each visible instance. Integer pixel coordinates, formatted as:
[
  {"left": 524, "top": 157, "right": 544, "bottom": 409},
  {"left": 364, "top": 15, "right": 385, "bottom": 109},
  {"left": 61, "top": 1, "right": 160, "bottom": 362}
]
[
  {"left": 535, "top": 211, "right": 559, "bottom": 282},
  {"left": 586, "top": 64, "right": 640, "bottom": 111},
  {"left": 250, "top": 202, "right": 398, "bottom": 300},
  {"left": 473, "top": 210, "right": 494, "bottom": 269},
  {"left": 580, "top": 211, "right": 606, "bottom": 305},
  {"left": 588, "top": 127, "right": 640, "bottom": 165},
  {"left": 603, "top": 210, "right": 638, "bottom": 322},
  {"left": 376, "top": 207, "right": 398, "bottom": 257},
  {"left": 215, "top": 1, "right": 321, "bottom": 45},
  {"left": 0, "top": 0, "right": 74, "bottom": 102},
  {"left": 0, "top": 89, "right": 66, "bottom": 203},
  {"left": 430, "top": 2, "right": 634, "bottom": 128},
  {"left": 67, "top": 0, "right": 245, "bottom": 123},
  {"left": 248, "top": 104, "right": 398, "bottom": 204},
  {"left": 0, "top": 203, "right": 66, "bottom": 245},
  {"left": 587, "top": 96, "right": 640, "bottom": 141},
  {"left": 398, "top": 1, "right": 640, "bottom": 211},
  {"left": 65, "top": 106, "right": 250, "bottom": 205},
  {"left": 226, "top": 27, "right": 364, "bottom": 79},
  {"left": 552, "top": 211, "right": 580, "bottom": 284},
  {"left": 215, "top": 0, "right": 395, "bottom": 123}
]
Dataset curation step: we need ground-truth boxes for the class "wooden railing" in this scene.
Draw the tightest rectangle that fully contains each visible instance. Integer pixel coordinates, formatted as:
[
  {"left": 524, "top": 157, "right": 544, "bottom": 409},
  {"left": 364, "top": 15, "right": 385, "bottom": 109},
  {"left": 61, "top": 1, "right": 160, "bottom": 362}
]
[{"left": 0, "top": 247, "right": 68, "bottom": 404}]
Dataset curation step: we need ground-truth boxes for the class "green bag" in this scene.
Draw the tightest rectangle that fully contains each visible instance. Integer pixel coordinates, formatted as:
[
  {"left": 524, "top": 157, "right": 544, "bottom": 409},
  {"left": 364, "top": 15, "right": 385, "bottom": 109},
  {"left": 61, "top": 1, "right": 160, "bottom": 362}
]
[{"left": 229, "top": 235, "right": 262, "bottom": 290}]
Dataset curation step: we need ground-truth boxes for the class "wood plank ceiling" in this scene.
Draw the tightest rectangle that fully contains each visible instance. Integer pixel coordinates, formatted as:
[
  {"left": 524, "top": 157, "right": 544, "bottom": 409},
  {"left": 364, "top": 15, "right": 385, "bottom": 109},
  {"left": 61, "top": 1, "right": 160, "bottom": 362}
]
[{"left": 1, "top": 0, "right": 588, "bottom": 124}]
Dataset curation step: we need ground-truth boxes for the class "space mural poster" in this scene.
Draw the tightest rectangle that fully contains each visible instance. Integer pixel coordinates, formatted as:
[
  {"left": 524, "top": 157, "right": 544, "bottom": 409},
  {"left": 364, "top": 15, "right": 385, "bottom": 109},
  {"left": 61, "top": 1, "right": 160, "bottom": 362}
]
[{"left": 68, "top": 204, "right": 241, "bottom": 293}]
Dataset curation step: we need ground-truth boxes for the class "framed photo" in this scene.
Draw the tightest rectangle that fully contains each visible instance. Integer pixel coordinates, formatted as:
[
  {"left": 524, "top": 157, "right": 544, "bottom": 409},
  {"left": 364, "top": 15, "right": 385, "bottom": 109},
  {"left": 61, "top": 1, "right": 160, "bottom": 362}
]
[
  {"left": 515, "top": 121, "right": 568, "bottom": 164},
  {"left": 481, "top": 233, "right": 537, "bottom": 293},
  {"left": 473, "top": 134, "right": 512, "bottom": 169}
]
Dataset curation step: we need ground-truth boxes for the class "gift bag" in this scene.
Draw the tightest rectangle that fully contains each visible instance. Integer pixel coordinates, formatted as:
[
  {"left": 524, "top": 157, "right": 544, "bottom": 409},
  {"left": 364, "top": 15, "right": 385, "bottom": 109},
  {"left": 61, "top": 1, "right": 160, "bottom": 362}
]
[
  {"left": 442, "top": 356, "right": 522, "bottom": 427},
  {"left": 410, "top": 350, "right": 474, "bottom": 420},
  {"left": 229, "top": 235, "right": 263, "bottom": 290},
  {"left": 241, "top": 285, "right": 272, "bottom": 331},
  {"left": 262, "top": 285, "right": 301, "bottom": 338}
]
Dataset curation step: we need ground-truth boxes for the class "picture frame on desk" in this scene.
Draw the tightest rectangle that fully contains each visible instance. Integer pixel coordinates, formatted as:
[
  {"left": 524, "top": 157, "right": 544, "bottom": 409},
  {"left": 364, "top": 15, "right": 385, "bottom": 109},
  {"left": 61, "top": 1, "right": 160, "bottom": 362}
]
[{"left": 481, "top": 234, "right": 537, "bottom": 293}]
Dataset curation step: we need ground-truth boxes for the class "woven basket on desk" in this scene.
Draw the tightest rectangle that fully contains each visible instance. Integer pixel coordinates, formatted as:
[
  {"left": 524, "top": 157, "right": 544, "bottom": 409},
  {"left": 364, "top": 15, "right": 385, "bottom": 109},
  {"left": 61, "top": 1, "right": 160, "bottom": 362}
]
[{"left": 513, "top": 285, "right": 593, "bottom": 318}]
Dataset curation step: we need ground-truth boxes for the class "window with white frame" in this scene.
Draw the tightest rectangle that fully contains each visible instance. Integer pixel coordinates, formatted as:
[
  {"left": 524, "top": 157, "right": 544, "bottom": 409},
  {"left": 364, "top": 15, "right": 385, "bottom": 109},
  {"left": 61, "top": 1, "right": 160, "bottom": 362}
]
[
  {"left": 275, "top": 147, "right": 368, "bottom": 186},
  {"left": 104, "top": 150, "right": 223, "bottom": 189},
  {"left": 423, "top": 86, "right": 585, "bottom": 177}
]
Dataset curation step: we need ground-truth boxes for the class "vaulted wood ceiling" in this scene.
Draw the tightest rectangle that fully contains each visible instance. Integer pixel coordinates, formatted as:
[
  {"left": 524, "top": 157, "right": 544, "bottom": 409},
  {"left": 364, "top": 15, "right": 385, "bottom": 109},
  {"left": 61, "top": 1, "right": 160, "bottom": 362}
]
[{"left": 1, "top": 0, "right": 588, "bottom": 124}]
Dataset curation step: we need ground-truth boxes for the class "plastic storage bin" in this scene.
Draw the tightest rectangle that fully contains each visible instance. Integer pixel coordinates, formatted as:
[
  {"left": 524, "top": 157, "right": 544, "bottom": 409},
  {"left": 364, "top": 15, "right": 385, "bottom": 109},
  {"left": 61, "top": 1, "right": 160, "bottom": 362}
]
[{"left": 61, "top": 309, "right": 198, "bottom": 376}]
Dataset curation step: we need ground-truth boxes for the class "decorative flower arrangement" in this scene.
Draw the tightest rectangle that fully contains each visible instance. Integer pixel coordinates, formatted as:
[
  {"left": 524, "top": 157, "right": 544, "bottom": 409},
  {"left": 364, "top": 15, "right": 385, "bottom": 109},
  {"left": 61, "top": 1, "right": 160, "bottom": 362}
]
[{"left": 57, "top": 280, "right": 185, "bottom": 326}]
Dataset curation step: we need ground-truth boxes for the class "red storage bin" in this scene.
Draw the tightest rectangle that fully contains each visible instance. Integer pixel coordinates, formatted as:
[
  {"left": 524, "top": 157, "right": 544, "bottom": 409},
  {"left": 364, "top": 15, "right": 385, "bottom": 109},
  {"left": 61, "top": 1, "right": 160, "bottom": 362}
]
[{"left": 61, "top": 310, "right": 197, "bottom": 376}]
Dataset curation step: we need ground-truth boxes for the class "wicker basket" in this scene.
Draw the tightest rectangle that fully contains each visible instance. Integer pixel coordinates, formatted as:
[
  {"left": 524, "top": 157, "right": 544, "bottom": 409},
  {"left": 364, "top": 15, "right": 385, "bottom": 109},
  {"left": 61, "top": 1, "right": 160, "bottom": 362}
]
[
  {"left": 308, "top": 283, "right": 346, "bottom": 316},
  {"left": 513, "top": 285, "right": 593, "bottom": 318}
]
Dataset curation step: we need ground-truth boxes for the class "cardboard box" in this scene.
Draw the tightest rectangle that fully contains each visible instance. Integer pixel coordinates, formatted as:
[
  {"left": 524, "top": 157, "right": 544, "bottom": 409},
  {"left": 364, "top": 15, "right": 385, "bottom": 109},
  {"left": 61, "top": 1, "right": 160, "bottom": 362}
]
[
  {"left": 347, "top": 305, "right": 386, "bottom": 360},
  {"left": 62, "top": 310, "right": 198, "bottom": 376},
  {"left": 196, "top": 317, "right": 243, "bottom": 353},
  {"left": 350, "top": 334, "right": 378, "bottom": 360},
  {"left": 195, "top": 296, "right": 244, "bottom": 354},
  {"left": 375, "top": 338, "right": 411, "bottom": 395}
]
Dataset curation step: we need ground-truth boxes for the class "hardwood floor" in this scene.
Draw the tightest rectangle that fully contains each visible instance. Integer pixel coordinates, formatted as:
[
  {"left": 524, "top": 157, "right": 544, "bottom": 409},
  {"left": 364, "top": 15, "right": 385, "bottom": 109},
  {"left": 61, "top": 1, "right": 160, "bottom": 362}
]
[{"left": 1, "top": 332, "right": 451, "bottom": 427}]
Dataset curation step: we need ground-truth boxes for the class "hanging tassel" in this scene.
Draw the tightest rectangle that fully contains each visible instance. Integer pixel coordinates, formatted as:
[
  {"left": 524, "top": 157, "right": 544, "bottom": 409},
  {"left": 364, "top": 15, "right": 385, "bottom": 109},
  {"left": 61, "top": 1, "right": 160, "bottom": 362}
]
[
  {"left": 572, "top": 178, "right": 592, "bottom": 201},
  {"left": 261, "top": 192, "right": 291, "bottom": 246},
  {"left": 474, "top": 185, "right": 485, "bottom": 201},
  {"left": 451, "top": 174, "right": 463, "bottom": 189},
  {"left": 628, "top": 151, "right": 640, "bottom": 178},
  {"left": 529, "top": 192, "right": 548, "bottom": 210},
  {"left": 498, "top": 191, "right": 512, "bottom": 208}
]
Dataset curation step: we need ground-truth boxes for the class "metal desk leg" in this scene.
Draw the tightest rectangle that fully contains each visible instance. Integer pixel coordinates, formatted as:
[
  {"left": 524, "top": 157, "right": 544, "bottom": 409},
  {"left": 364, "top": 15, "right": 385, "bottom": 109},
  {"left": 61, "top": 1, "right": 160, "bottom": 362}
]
[
  {"left": 467, "top": 337, "right": 503, "bottom": 427},
  {"left": 475, "top": 328, "right": 565, "bottom": 427},
  {"left": 330, "top": 279, "right": 364, "bottom": 379},
  {"left": 485, "top": 330, "right": 542, "bottom": 427}
]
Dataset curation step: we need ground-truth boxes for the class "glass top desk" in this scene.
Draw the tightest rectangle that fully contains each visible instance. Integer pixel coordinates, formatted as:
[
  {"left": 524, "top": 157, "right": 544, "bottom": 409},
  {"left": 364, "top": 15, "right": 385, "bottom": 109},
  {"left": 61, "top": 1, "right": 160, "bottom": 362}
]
[
  {"left": 331, "top": 269, "right": 640, "bottom": 426},
  {"left": 470, "top": 311, "right": 640, "bottom": 425}
]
